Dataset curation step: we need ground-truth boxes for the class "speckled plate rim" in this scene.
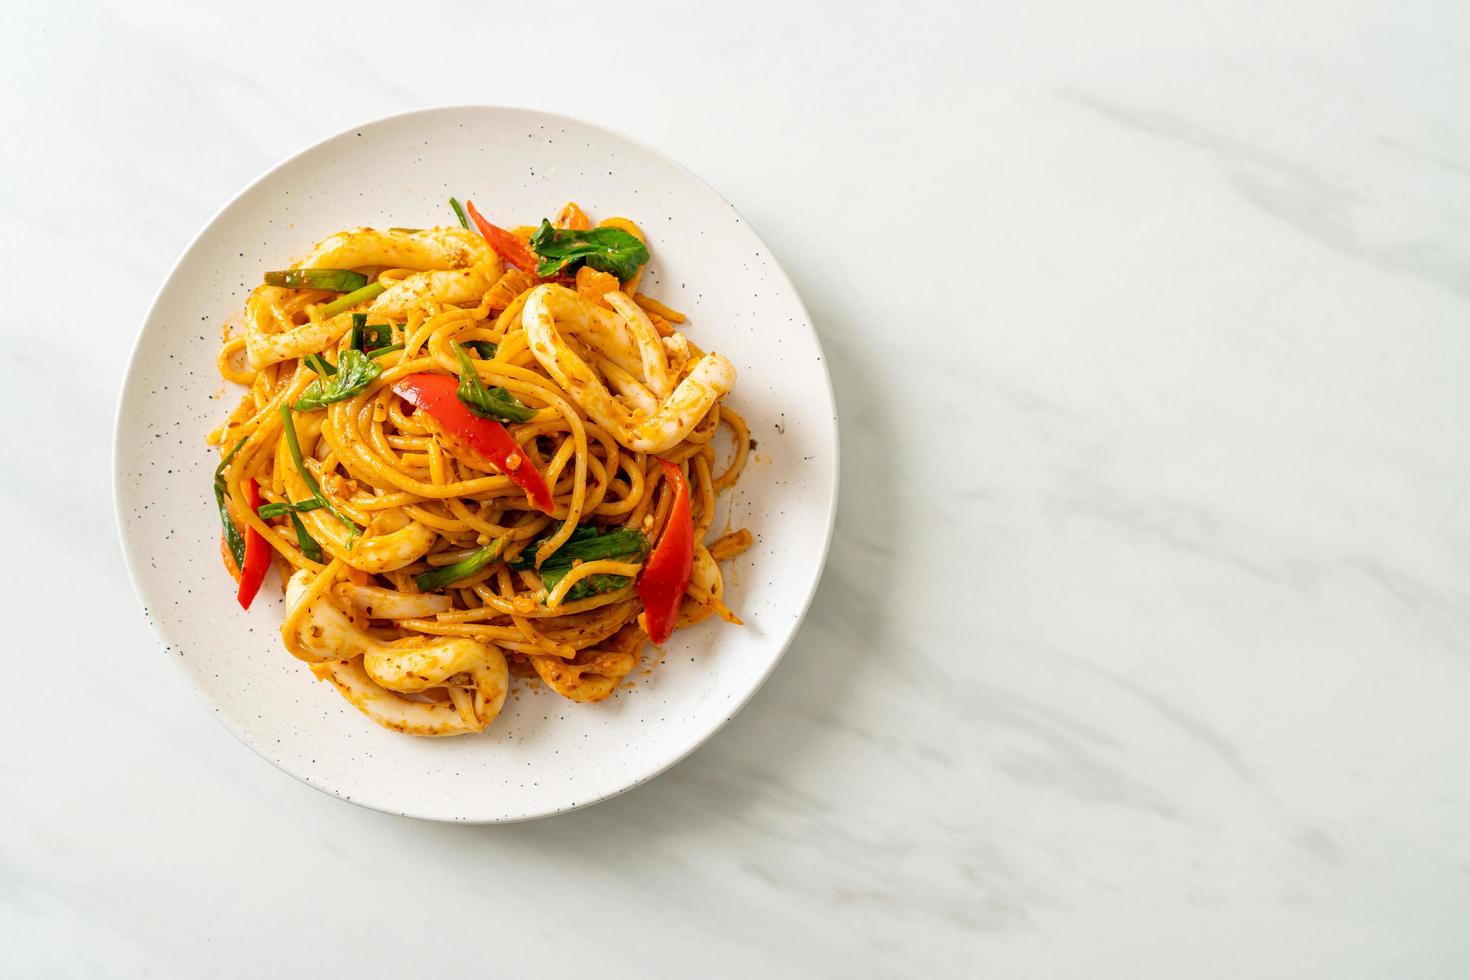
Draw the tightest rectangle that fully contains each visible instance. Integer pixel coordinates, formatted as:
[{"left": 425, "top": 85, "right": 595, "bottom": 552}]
[{"left": 112, "top": 105, "right": 839, "bottom": 823}]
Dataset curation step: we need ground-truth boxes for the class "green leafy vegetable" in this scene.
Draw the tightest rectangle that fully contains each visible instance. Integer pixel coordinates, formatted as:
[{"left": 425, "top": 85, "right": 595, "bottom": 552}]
[
  {"left": 514, "top": 526, "right": 648, "bottom": 570},
  {"left": 463, "top": 340, "right": 497, "bottom": 359},
  {"left": 288, "top": 512, "right": 323, "bottom": 562},
  {"left": 258, "top": 499, "right": 324, "bottom": 519},
  {"left": 317, "top": 281, "right": 387, "bottom": 319},
  {"left": 449, "top": 197, "right": 470, "bottom": 230},
  {"left": 537, "top": 567, "right": 633, "bottom": 602},
  {"left": 264, "top": 268, "right": 369, "bottom": 292},
  {"left": 508, "top": 524, "right": 647, "bottom": 603},
  {"left": 279, "top": 404, "right": 360, "bottom": 543},
  {"left": 507, "top": 525, "right": 648, "bottom": 569},
  {"left": 528, "top": 219, "right": 649, "bottom": 280},
  {"left": 257, "top": 497, "right": 326, "bottom": 559},
  {"left": 294, "top": 349, "right": 382, "bottom": 411},
  {"left": 451, "top": 341, "right": 535, "bottom": 423},
  {"left": 415, "top": 538, "right": 505, "bottom": 592},
  {"left": 212, "top": 436, "right": 248, "bottom": 570}
]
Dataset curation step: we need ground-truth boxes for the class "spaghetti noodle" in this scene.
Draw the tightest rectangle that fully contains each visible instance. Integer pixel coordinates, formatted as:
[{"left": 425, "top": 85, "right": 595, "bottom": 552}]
[{"left": 207, "top": 201, "right": 751, "bottom": 736}]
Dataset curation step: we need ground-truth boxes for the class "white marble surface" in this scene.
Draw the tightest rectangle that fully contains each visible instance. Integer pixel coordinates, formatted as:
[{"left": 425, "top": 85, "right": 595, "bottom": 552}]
[{"left": 4, "top": 1, "right": 1467, "bottom": 976}]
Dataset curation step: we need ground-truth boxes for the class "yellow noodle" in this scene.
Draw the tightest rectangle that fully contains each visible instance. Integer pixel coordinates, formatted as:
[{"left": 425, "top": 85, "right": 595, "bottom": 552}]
[
  {"left": 217, "top": 336, "right": 255, "bottom": 385},
  {"left": 632, "top": 293, "right": 686, "bottom": 323}
]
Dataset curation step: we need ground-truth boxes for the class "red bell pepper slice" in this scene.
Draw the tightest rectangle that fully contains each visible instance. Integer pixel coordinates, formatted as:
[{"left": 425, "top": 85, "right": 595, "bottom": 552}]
[
  {"left": 637, "top": 460, "right": 695, "bottom": 644},
  {"left": 236, "top": 478, "right": 270, "bottom": 609},
  {"left": 392, "top": 373, "right": 554, "bottom": 514},
  {"left": 464, "top": 200, "right": 539, "bottom": 274}
]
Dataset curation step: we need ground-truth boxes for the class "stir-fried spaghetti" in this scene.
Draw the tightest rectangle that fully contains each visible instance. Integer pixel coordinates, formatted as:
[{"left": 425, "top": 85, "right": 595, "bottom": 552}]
[{"left": 208, "top": 199, "right": 751, "bottom": 736}]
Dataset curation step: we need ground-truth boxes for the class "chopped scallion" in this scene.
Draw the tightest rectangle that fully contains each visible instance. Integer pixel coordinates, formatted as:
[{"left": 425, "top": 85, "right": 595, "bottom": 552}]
[
  {"left": 449, "top": 197, "right": 470, "bottom": 230},
  {"left": 264, "top": 268, "right": 368, "bottom": 292},
  {"left": 317, "top": 281, "right": 387, "bottom": 319},
  {"left": 414, "top": 538, "right": 504, "bottom": 591},
  {"left": 279, "top": 404, "right": 360, "bottom": 542}
]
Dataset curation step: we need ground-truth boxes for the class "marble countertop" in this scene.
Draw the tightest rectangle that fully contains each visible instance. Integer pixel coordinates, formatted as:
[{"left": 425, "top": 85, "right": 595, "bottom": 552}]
[{"left": 6, "top": 1, "right": 1466, "bottom": 976}]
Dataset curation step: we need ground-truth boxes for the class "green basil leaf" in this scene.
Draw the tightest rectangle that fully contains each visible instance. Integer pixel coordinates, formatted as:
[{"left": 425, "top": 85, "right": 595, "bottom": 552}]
[
  {"left": 528, "top": 219, "right": 649, "bottom": 281},
  {"left": 452, "top": 341, "right": 535, "bottom": 423},
  {"left": 294, "top": 349, "right": 382, "bottom": 411},
  {"left": 264, "top": 268, "right": 369, "bottom": 292}
]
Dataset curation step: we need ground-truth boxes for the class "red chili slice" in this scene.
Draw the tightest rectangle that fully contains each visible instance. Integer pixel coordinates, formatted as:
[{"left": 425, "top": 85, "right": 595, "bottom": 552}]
[
  {"left": 391, "top": 373, "right": 554, "bottom": 514},
  {"left": 636, "top": 460, "right": 695, "bottom": 644},
  {"left": 464, "top": 200, "right": 539, "bottom": 274},
  {"left": 236, "top": 478, "right": 270, "bottom": 609}
]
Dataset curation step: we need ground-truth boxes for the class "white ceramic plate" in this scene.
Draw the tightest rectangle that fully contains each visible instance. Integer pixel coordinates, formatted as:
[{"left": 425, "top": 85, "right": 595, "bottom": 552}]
[{"left": 114, "top": 107, "right": 837, "bottom": 822}]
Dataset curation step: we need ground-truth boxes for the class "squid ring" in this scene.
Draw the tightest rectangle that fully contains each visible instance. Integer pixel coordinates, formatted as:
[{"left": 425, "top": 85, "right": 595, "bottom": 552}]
[{"left": 523, "top": 284, "right": 735, "bottom": 454}]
